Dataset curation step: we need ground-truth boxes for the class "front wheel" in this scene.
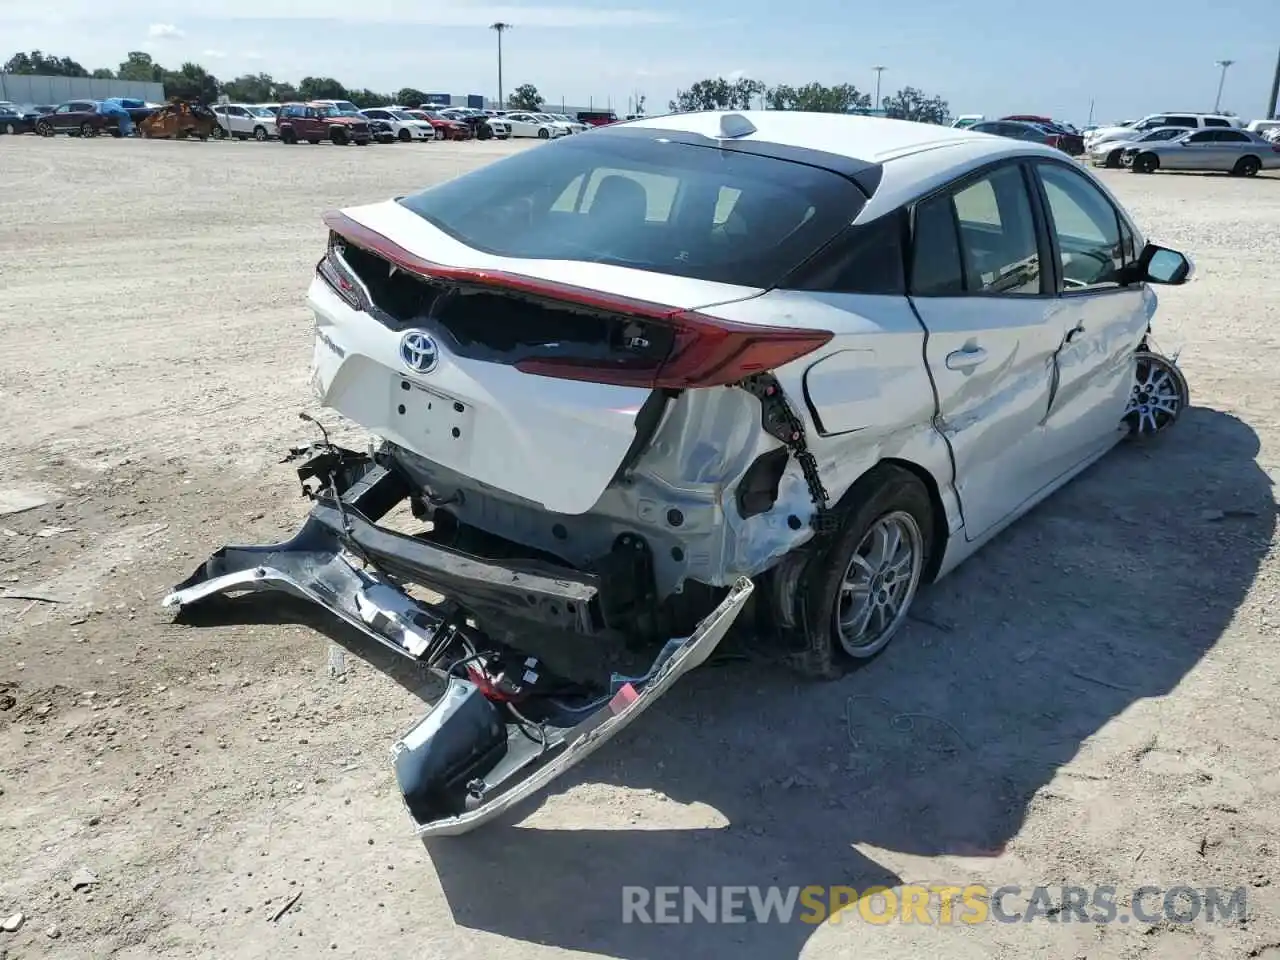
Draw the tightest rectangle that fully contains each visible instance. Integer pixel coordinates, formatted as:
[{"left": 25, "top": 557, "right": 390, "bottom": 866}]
[
  {"left": 398, "top": 128, "right": 411, "bottom": 142},
  {"left": 1132, "top": 153, "right": 1158, "bottom": 174},
  {"left": 212, "top": 124, "right": 227, "bottom": 140},
  {"left": 79, "top": 121, "right": 96, "bottom": 137},
  {"left": 537, "top": 127, "right": 550, "bottom": 139},
  {"left": 791, "top": 465, "right": 934, "bottom": 678},
  {"left": 1124, "top": 351, "right": 1188, "bottom": 437},
  {"left": 36, "top": 120, "right": 54, "bottom": 137},
  {"left": 1104, "top": 149, "right": 1123, "bottom": 168},
  {"left": 2, "top": 122, "right": 14, "bottom": 135},
  {"left": 253, "top": 126, "right": 268, "bottom": 141}
]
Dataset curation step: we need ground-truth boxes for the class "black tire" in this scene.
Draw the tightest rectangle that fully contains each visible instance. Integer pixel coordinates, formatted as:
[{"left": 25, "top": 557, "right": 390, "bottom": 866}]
[
  {"left": 1132, "top": 153, "right": 1158, "bottom": 174},
  {"left": 1232, "top": 155, "right": 1261, "bottom": 177},
  {"left": 398, "top": 128, "right": 411, "bottom": 142},
  {"left": 211, "top": 124, "right": 226, "bottom": 140},
  {"left": 537, "top": 127, "right": 550, "bottom": 139},
  {"left": 36, "top": 120, "right": 53, "bottom": 137},
  {"left": 2, "top": 122, "right": 15, "bottom": 135},
  {"left": 1104, "top": 149, "right": 1122, "bottom": 168},
  {"left": 789, "top": 465, "right": 935, "bottom": 679},
  {"left": 253, "top": 125, "right": 268, "bottom": 141},
  {"left": 330, "top": 127, "right": 348, "bottom": 146},
  {"left": 281, "top": 128, "right": 296, "bottom": 144},
  {"left": 79, "top": 121, "right": 96, "bottom": 137}
]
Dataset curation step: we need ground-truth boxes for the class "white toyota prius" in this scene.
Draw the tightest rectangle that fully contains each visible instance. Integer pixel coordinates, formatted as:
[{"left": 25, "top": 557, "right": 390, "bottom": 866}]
[{"left": 167, "top": 111, "right": 1193, "bottom": 837}]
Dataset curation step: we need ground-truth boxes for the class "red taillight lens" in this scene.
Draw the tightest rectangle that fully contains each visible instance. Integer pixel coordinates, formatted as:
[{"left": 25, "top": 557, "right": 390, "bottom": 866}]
[
  {"left": 321, "top": 210, "right": 833, "bottom": 389},
  {"left": 316, "top": 236, "right": 368, "bottom": 310},
  {"left": 515, "top": 313, "right": 832, "bottom": 389}
]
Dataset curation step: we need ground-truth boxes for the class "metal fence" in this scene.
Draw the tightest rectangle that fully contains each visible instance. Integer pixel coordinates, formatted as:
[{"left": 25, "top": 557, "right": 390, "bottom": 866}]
[{"left": 0, "top": 74, "right": 165, "bottom": 105}]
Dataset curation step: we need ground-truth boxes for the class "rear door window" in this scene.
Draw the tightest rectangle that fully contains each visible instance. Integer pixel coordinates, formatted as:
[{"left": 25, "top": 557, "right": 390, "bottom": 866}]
[
  {"left": 1167, "top": 116, "right": 1199, "bottom": 128},
  {"left": 1203, "top": 117, "right": 1230, "bottom": 127},
  {"left": 909, "top": 193, "right": 965, "bottom": 296}
]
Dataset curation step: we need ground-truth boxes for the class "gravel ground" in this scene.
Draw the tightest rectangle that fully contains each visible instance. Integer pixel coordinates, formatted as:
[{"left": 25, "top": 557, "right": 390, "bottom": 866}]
[{"left": 1, "top": 135, "right": 1279, "bottom": 960}]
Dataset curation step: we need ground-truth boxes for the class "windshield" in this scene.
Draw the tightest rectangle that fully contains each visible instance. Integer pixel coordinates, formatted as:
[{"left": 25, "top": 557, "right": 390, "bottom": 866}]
[{"left": 397, "top": 131, "right": 868, "bottom": 287}]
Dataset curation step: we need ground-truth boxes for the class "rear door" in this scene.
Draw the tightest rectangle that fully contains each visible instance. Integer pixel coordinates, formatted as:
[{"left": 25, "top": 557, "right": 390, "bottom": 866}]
[
  {"left": 1165, "top": 129, "right": 1217, "bottom": 169},
  {"left": 1211, "top": 129, "right": 1254, "bottom": 169},
  {"left": 1031, "top": 160, "right": 1149, "bottom": 476},
  {"left": 907, "top": 160, "right": 1068, "bottom": 541}
]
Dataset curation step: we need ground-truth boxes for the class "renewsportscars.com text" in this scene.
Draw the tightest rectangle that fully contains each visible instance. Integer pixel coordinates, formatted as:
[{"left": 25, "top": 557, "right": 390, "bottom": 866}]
[{"left": 621, "top": 884, "right": 1248, "bottom": 925}]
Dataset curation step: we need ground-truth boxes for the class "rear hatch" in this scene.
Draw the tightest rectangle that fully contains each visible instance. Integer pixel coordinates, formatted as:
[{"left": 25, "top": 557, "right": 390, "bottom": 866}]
[{"left": 313, "top": 128, "right": 870, "bottom": 513}]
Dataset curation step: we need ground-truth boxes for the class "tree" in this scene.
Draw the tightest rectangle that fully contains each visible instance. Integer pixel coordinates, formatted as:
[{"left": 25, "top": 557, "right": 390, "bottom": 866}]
[
  {"left": 3, "top": 50, "right": 89, "bottom": 76},
  {"left": 117, "top": 51, "right": 163, "bottom": 83},
  {"left": 766, "top": 82, "right": 869, "bottom": 113},
  {"left": 347, "top": 88, "right": 389, "bottom": 108},
  {"left": 881, "top": 86, "right": 949, "bottom": 124},
  {"left": 395, "top": 88, "right": 429, "bottom": 107},
  {"left": 163, "top": 62, "right": 220, "bottom": 103},
  {"left": 298, "top": 76, "right": 347, "bottom": 101},
  {"left": 507, "top": 84, "right": 542, "bottom": 110},
  {"left": 90, "top": 67, "right": 115, "bottom": 79},
  {"left": 669, "top": 76, "right": 764, "bottom": 112},
  {"left": 221, "top": 72, "right": 277, "bottom": 103}
]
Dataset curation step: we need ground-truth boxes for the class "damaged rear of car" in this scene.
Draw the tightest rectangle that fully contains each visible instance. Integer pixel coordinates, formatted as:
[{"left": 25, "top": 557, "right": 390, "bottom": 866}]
[{"left": 166, "top": 121, "right": 903, "bottom": 835}]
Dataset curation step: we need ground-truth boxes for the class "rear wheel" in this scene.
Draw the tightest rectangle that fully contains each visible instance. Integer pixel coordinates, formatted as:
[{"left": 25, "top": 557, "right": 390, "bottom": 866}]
[
  {"left": 1232, "top": 155, "right": 1261, "bottom": 177},
  {"left": 211, "top": 124, "right": 227, "bottom": 140},
  {"left": 1132, "top": 152, "right": 1159, "bottom": 174},
  {"left": 790, "top": 465, "right": 934, "bottom": 679},
  {"left": 79, "top": 121, "right": 96, "bottom": 137},
  {"left": 2, "top": 122, "right": 15, "bottom": 135},
  {"left": 1105, "top": 149, "right": 1123, "bottom": 168},
  {"left": 537, "top": 127, "right": 550, "bottom": 139},
  {"left": 253, "top": 125, "right": 268, "bottom": 141},
  {"left": 398, "top": 128, "right": 411, "bottom": 142},
  {"left": 281, "top": 128, "right": 296, "bottom": 144},
  {"left": 36, "top": 120, "right": 53, "bottom": 137}
]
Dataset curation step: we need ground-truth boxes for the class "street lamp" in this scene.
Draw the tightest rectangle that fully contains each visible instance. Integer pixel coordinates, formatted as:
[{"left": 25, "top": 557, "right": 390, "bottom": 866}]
[
  {"left": 872, "top": 66, "right": 885, "bottom": 113},
  {"left": 1213, "top": 59, "right": 1234, "bottom": 112},
  {"left": 490, "top": 22, "right": 511, "bottom": 109}
]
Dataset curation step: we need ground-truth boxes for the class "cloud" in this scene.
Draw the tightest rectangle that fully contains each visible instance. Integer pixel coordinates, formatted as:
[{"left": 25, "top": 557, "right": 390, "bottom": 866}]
[
  {"left": 202, "top": 49, "right": 227, "bottom": 58},
  {"left": 147, "top": 22, "right": 184, "bottom": 39},
  {"left": 725, "top": 68, "right": 747, "bottom": 82}
]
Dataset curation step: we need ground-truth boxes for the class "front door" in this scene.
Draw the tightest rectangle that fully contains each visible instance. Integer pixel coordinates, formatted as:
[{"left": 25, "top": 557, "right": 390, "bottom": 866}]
[
  {"left": 907, "top": 161, "right": 1066, "bottom": 542},
  {"left": 1032, "top": 161, "right": 1150, "bottom": 476}
]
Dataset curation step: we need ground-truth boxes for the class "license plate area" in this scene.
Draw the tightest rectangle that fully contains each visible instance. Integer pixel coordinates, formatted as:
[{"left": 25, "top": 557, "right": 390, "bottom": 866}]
[{"left": 394, "top": 378, "right": 474, "bottom": 456}]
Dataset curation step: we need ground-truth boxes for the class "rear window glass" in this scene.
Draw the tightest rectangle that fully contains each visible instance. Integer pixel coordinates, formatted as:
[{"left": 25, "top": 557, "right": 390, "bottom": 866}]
[{"left": 397, "top": 132, "right": 868, "bottom": 287}]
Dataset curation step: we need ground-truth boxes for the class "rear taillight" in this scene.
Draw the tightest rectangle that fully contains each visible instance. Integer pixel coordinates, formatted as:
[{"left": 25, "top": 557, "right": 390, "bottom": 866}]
[
  {"left": 316, "top": 234, "right": 368, "bottom": 310},
  {"left": 321, "top": 210, "right": 833, "bottom": 389}
]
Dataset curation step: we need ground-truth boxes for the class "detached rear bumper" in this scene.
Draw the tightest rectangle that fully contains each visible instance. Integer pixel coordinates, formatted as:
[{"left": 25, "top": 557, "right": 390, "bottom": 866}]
[{"left": 162, "top": 444, "right": 752, "bottom": 836}]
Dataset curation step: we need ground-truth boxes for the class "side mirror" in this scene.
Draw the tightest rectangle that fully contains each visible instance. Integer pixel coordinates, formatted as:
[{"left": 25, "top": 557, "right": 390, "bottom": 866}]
[{"left": 1137, "top": 243, "right": 1193, "bottom": 285}]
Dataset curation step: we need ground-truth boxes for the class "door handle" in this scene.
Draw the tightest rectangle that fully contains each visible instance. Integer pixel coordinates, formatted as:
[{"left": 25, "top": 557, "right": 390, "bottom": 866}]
[
  {"left": 945, "top": 347, "right": 988, "bottom": 371},
  {"left": 1065, "top": 323, "right": 1086, "bottom": 344}
]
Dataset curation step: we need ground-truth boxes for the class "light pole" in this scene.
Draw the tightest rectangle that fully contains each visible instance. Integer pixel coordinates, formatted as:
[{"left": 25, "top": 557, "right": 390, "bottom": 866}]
[
  {"left": 872, "top": 65, "right": 885, "bottom": 113},
  {"left": 490, "top": 22, "right": 511, "bottom": 109},
  {"left": 1213, "top": 59, "right": 1234, "bottom": 112}
]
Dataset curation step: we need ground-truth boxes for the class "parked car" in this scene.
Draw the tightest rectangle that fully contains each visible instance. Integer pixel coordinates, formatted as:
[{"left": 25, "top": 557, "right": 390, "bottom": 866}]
[
  {"left": 1088, "top": 126, "right": 1189, "bottom": 167},
  {"left": 968, "top": 119, "right": 1072, "bottom": 152},
  {"left": 211, "top": 103, "right": 278, "bottom": 140},
  {"left": 408, "top": 109, "right": 469, "bottom": 140},
  {"left": 254, "top": 103, "right": 282, "bottom": 117},
  {"left": 103, "top": 97, "right": 159, "bottom": 125},
  {"left": 0, "top": 101, "right": 41, "bottom": 134},
  {"left": 363, "top": 116, "right": 399, "bottom": 143},
  {"left": 575, "top": 109, "right": 617, "bottom": 126},
  {"left": 1000, "top": 116, "right": 1084, "bottom": 155},
  {"left": 540, "top": 112, "right": 589, "bottom": 134},
  {"left": 951, "top": 114, "right": 984, "bottom": 128},
  {"left": 276, "top": 102, "right": 372, "bottom": 145},
  {"left": 1245, "top": 119, "right": 1280, "bottom": 139},
  {"left": 437, "top": 107, "right": 502, "bottom": 139},
  {"left": 1084, "top": 113, "right": 1242, "bottom": 149},
  {"left": 362, "top": 107, "right": 436, "bottom": 142},
  {"left": 168, "top": 110, "right": 1194, "bottom": 838},
  {"left": 137, "top": 100, "right": 219, "bottom": 140},
  {"left": 503, "top": 110, "right": 568, "bottom": 139},
  {"left": 1122, "top": 127, "right": 1280, "bottom": 176},
  {"left": 311, "top": 99, "right": 364, "bottom": 116},
  {"left": 34, "top": 100, "right": 123, "bottom": 137}
]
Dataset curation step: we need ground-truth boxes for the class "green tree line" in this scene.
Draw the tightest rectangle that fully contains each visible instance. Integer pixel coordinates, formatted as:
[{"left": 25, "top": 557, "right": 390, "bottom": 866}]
[{"left": 669, "top": 75, "right": 951, "bottom": 123}]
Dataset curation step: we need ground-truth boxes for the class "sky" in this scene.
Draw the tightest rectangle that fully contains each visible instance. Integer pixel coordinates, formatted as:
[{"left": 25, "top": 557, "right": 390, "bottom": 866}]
[{"left": 5, "top": 0, "right": 1279, "bottom": 123}]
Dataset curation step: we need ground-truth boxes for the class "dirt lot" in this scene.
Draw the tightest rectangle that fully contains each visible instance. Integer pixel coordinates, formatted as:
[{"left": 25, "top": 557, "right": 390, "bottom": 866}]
[{"left": 1, "top": 134, "right": 1279, "bottom": 960}]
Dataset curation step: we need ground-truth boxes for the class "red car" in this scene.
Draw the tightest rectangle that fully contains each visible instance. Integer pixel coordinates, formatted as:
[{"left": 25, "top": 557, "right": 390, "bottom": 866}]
[
  {"left": 276, "top": 102, "right": 371, "bottom": 145},
  {"left": 1000, "top": 115, "right": 1085, "bottom": 156},
  {"left": 575, "top": 110, "right": 617, "bottom": 127},
  {"left": 407, "top": 109, "right": 471, "bottom": 140}
]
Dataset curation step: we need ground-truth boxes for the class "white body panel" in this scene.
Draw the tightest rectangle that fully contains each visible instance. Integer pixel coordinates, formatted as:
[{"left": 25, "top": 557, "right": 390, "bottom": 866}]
[{"left": 214, "top": 104, "right": 276, "bottom": 138}]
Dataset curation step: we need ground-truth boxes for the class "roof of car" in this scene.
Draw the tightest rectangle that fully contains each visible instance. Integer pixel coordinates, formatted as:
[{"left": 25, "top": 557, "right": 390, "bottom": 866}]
[{"left": 616, "top": 110, "right": 1067, "bottom": 221}]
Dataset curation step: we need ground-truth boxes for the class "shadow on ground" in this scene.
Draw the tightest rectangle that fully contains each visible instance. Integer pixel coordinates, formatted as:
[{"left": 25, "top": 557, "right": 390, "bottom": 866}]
[{"left": 172, "top": 408, "right": 1275, "bottom": 960}]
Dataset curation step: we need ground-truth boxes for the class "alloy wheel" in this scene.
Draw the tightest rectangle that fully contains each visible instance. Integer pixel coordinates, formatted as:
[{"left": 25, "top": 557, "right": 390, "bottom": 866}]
[
  {"left": 835, "top": 511, "right": 924, "bottom": 658},
  {"left": 1123, "top": 352, "right": 1188, "bottom": 437}
]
